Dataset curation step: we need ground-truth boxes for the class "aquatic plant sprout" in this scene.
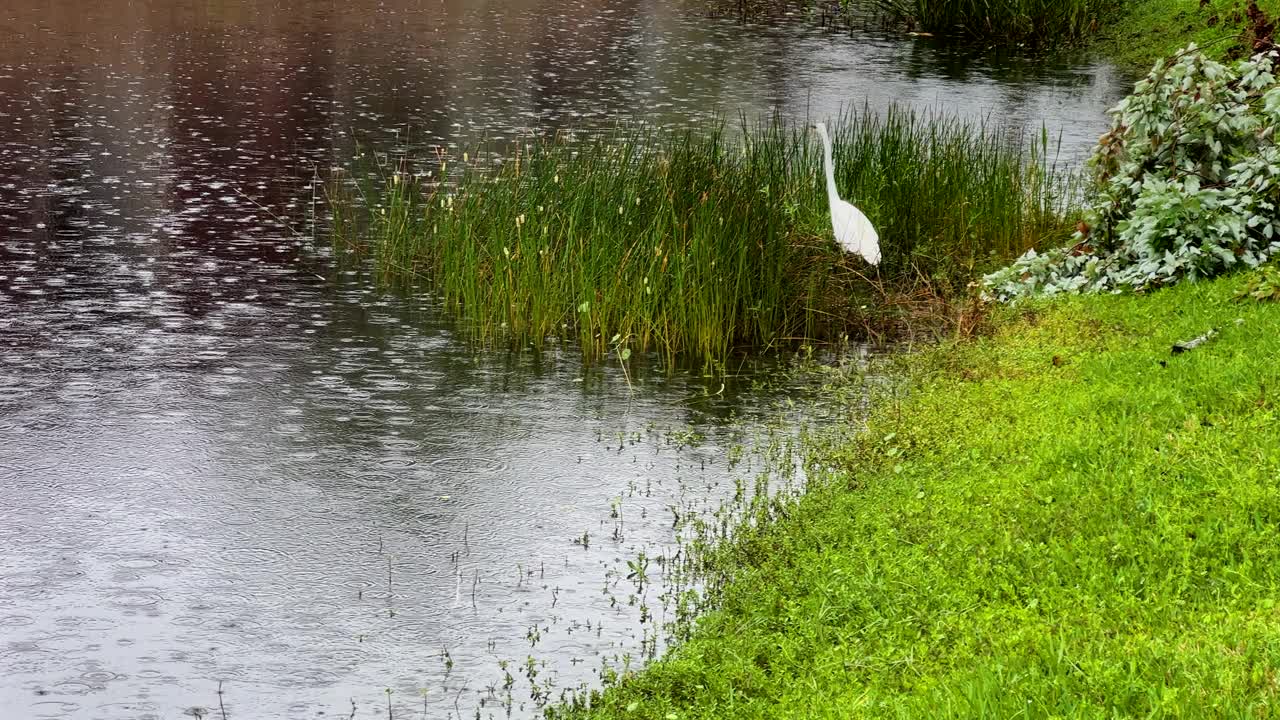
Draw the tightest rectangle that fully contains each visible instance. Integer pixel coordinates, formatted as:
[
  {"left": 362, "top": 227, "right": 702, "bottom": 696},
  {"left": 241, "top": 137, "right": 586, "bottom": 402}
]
[{"left": 985, "top": 45, "right": 1280, "bottom": 301}]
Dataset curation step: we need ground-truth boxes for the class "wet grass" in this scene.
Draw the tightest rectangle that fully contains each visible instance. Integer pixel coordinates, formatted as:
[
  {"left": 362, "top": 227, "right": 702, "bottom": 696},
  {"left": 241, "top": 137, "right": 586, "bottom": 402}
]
[
  {"left": 551, "top": 267, "right": 1280, "bottom": 719},
  {"left": 1100, "top": 0, "right": 1279, "bottom": 69},
  {"left": 329, "top": 108, "right": 1076, "bottom": 366}
]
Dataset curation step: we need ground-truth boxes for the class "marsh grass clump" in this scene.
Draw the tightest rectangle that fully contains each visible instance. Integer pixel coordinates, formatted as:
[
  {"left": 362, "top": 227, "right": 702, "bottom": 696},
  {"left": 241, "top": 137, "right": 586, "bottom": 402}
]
[
  {"left": 330, "top": 109, "right": 1075, "bottom": 365},
  {"left": 868, "top": 0, "right": 1118, "bottom": 44}
]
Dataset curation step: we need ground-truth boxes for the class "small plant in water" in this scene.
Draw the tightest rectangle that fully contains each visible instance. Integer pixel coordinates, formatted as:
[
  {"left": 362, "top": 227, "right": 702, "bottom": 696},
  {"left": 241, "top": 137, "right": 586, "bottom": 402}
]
[{"left": 625, "top": 552, "right": 650, "bottom": 590}]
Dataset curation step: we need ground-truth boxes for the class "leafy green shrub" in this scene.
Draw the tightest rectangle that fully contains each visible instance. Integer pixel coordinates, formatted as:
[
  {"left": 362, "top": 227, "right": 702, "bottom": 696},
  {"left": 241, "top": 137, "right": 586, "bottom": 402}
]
[{"left": 985, "top": 45, "right": 1280, "bottom": 301}]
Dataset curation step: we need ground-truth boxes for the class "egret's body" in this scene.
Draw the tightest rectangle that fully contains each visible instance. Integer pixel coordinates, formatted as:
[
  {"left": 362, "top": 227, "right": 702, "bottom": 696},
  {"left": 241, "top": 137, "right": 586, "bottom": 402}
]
[{"left": 813, "top": 123, "right": 880, "bottom": 266}]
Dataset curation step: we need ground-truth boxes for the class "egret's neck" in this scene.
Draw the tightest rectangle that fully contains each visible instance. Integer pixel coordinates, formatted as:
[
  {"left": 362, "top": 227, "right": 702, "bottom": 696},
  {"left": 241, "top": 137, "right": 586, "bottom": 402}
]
[{"left": 818, "top": 127, "right": 840, "bottom": 203}]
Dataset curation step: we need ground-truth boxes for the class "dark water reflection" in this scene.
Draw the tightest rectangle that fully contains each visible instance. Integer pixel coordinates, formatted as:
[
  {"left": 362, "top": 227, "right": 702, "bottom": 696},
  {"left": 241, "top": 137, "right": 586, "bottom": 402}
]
[{"left": 2, "top": 0, "right": 1130, "bottom": 717}]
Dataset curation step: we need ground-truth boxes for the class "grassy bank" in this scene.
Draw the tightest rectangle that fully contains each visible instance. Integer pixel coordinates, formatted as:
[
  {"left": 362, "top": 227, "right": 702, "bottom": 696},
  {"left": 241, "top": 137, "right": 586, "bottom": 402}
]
[
  {"left": 1102, "top": 0, "right": 1278, "bottom": 69},
  {"left": 869, "top": 0, "right": 1277, "bottom": 56},
  {"left": 863, "top": 0, "right": 1276, "bottom": 63},
  {"left": 858, "top": 0, "right": 1276, "bottom": 60},
  {"left": 717, "top": 0, "right": 1276, "bottom": 63},
  {"left": 555, "top": 268, "right": 1280, "bottom": 718},
  {"left": 330, "top": 110, "right": 1072, "bottom": 365}
]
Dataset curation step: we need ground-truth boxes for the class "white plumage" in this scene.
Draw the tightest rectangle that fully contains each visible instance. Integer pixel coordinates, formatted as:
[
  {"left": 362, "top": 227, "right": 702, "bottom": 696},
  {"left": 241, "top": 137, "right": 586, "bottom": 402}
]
[{"left": 813, "top": 122, "right": 880, "bottom": 266}]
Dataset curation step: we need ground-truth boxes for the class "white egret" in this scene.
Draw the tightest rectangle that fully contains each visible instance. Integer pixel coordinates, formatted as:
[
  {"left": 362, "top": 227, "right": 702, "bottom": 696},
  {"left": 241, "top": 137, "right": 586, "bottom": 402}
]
[{"left": 812, "top": 122, "right": 880, "bottom": 266}]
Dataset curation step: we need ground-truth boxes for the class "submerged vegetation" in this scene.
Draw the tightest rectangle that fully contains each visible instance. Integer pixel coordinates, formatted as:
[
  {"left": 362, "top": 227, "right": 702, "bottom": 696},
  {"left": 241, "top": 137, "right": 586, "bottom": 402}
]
[
  {"left": 556, "top": 265, "right": 1280, "bottom": 719},
  {"left": 330, "top": 109, "right": 1073, "bottom": 364}
]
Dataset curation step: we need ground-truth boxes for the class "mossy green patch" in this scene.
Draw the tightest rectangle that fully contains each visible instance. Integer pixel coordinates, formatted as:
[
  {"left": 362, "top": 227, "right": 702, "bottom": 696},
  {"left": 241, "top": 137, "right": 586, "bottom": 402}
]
[
  {"left": 1101, "top": 0, "right": 1279, "bottom": 70},
  {"left": 555, "top": 269, "right": 1280, "bottom": 718}
]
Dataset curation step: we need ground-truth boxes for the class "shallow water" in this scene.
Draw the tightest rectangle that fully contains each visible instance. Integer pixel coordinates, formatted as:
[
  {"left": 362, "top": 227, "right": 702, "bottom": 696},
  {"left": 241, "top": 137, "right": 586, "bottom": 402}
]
[
  {"left": 1, "top": 1, "right": 1130, "bottom": 718},
  {"left": 1, "top": 263, "right": 803, "bottom": 719}
]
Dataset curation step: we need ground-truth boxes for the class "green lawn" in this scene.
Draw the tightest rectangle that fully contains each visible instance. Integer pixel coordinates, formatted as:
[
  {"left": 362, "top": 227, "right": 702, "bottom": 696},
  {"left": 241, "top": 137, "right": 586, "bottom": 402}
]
[
  {"left": 558, "top": 270, "right": 1280, "bottom": 718},
  {"left": 1101, "top": 0, "right": 1279, "bottom": 69}
]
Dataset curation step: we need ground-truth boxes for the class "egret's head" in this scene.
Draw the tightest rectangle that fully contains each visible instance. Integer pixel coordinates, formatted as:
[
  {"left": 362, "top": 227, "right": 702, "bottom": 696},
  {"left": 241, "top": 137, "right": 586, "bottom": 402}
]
[{"left": 810, "top": 122, "right": 826, "bottom": 133}]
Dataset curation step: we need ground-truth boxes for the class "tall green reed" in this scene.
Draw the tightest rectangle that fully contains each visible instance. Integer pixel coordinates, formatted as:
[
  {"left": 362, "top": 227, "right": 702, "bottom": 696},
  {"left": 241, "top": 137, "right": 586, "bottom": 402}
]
[
  {"left": 831, "top": 107, "right": 1076, "bottom": 281},
  {"left": 867, "top": 0, "right": 1118, "bottom": 43},
  {"left": 329, "top": 107, "right": 1077, "bottom": 365}
]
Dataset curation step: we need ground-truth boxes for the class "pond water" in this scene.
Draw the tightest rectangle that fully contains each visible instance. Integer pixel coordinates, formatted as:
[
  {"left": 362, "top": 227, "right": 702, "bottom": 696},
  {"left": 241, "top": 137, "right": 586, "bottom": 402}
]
[{"left": 0, "top": 1, "right": 1132, "bottom": 718}]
